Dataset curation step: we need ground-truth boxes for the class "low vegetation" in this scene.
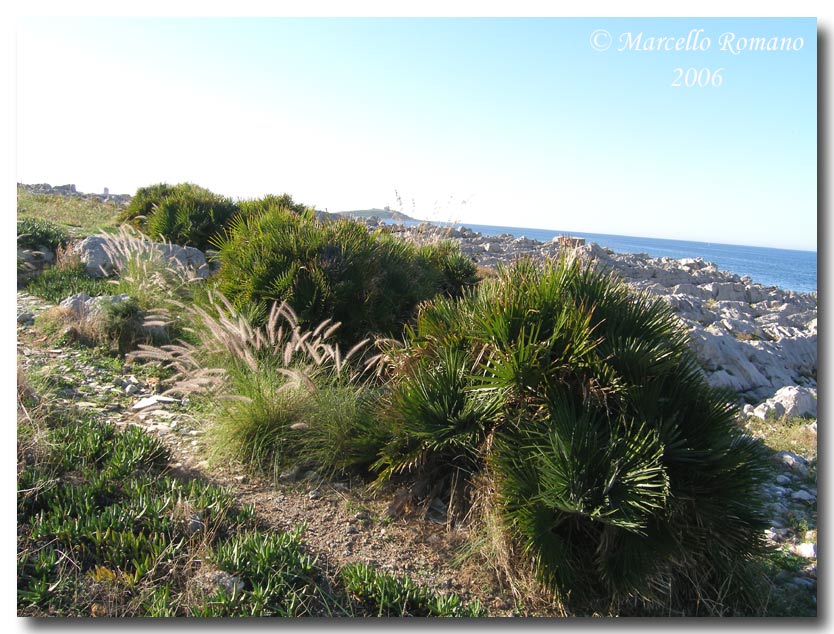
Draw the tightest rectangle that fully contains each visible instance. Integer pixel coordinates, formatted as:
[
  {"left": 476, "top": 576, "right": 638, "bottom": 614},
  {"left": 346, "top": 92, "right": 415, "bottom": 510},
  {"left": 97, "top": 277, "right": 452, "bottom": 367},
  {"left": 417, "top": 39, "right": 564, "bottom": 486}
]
[
  {"left": 17, "top": 186, "right": 122, "bottom": 237},
  {"left": 17, "top": 217, "right": 70, "bottom": 252},
  {"left": 16, "top": 183, "right": 815, "bottom": 618},
  {"left": 17, "top": 377, "right": 479, "bottom": 617}
]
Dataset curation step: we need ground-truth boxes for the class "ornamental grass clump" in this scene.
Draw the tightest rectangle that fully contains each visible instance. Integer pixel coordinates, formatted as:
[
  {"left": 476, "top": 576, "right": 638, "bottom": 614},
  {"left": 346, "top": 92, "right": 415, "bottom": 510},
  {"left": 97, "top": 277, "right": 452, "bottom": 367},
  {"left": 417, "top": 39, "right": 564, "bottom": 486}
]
[
  {"left": 375, "top": 255, "right": 770, "bottom": 614},
  {"left": 130, "top": 292, "right": 386, "bottom": 475}
]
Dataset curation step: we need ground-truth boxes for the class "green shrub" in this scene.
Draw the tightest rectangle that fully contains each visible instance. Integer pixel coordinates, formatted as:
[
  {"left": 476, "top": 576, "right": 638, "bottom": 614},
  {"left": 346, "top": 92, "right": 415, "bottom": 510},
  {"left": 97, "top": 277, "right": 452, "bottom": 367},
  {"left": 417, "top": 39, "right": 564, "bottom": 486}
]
[
  {"left": 211, "top": 206, "right": 476, "bottom": 346},
  {"left": 17, "top": 217, "right": 69, "bottom": 251},
  {"left": 119, "top": 183, "right": 239, "bottom": 251},
  {"left": 301, "top": 384, "right": 390, "bottom": 476},
  {"left": 118, "top": 183, "right": 179, "bottom": 227},
  {"left": 376, "top": 256, "right": 770, "bottom": 614},
  {"left": 238, "top": 192, "right": 310, "bottom": 218},
  {"left": 93, "top": 296, "right": 153, "bottom": 355}
]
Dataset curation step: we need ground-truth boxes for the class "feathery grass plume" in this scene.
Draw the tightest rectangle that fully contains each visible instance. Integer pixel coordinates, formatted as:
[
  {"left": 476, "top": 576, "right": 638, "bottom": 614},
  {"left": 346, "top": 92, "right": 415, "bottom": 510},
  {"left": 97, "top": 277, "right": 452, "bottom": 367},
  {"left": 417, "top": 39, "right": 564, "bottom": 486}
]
[
  {"left": 129, "top": 292, "right": 387, "bottom": 475},
  {"left": 99, "top": 225, "right": 205, "bottom": 311},
  {"left": 376, "top": 253, "right": 771, "bottom": 614}
]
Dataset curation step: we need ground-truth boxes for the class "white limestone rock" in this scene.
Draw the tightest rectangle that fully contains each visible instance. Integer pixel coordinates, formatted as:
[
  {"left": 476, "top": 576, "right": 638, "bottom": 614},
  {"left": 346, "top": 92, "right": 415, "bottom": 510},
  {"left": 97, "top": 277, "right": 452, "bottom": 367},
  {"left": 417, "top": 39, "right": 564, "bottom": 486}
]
[
  {"left": 752, "top": 386, "right": 817, "bottom": 420},
  {"left": 74, "top": 235, "right": 209, "bottom": 279}
]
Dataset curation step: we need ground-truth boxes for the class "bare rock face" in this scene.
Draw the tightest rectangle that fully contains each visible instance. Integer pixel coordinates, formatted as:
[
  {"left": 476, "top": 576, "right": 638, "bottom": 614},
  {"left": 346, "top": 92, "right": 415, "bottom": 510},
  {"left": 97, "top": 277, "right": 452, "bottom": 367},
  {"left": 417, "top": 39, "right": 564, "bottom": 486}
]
[
  {"left": 73, "top": 235, "right": 209, "bottom": 279},
  {"left": 752, "top": 386, "right": 818, "bottom": 420}
]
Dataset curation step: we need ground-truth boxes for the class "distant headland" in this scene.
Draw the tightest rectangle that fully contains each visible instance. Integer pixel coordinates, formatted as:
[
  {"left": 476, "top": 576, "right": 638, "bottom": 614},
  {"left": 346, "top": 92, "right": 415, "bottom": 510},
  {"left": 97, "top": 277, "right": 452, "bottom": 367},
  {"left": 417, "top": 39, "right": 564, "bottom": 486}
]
[{"left": 334, "top": 207, "right": 420, "bottom": 222}]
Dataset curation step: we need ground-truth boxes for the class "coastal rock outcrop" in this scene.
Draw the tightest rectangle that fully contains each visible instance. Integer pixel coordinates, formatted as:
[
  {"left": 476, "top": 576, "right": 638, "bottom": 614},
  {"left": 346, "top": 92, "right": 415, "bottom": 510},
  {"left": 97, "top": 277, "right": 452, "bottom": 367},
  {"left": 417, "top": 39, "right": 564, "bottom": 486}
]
[
  {"left": 749, "top": 386, "right": 818, "bottom": 420},
  {"left": 376, "top": 221, "right": 817, "bottom": 404}
]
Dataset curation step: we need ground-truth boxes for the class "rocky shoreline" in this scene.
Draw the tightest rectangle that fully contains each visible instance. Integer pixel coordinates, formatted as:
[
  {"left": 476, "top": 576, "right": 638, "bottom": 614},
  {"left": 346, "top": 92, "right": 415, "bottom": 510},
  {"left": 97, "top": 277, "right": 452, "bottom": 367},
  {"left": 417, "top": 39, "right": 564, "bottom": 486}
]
[{"left": 375, "top": 220, "right": 817, "bottom": 409}]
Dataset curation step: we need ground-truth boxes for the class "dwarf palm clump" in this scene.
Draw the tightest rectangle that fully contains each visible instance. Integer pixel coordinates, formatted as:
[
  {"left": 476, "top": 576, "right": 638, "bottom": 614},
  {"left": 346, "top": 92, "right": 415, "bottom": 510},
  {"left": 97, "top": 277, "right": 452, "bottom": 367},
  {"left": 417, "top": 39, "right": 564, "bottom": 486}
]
[
  {"left": 211, "top": 206, "right": 476, "bottom": 348},
  {"left": 376, "top": 255, "right": 770, "bottom": 614},
  {"left": 119, "top": 182, "right": 239, "bottom": 251}
]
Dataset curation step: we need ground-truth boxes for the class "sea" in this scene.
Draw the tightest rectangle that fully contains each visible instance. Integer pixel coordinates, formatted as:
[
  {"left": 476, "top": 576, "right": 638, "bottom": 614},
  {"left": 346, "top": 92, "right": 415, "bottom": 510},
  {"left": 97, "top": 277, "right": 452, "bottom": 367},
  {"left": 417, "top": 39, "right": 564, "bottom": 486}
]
[{"left": 401, "top": 221, "right": 818, "bottom": 294}]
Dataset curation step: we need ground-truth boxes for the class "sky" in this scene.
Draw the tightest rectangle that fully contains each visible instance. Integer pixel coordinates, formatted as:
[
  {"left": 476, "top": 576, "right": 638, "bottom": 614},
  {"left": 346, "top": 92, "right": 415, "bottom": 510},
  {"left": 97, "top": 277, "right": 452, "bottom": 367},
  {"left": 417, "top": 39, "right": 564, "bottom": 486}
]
[{"left": 16, "top": 15, "right": 818, "bottom": 251}]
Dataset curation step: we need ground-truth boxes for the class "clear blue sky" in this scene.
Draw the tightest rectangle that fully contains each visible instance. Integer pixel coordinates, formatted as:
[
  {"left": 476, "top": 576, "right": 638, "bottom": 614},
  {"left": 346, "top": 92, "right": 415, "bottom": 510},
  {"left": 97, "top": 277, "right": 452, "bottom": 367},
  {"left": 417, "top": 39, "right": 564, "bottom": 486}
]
[{"left": 16, "top": 16, "right": 817, "bottom": 250}]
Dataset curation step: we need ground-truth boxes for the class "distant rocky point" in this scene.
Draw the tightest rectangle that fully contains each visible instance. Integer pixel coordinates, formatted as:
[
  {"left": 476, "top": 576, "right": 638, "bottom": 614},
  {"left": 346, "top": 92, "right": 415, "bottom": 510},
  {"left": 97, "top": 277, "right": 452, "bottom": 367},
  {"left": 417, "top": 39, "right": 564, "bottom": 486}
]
[
  {"left": 334, "top": 207, "right": 419, "bottom": 222},
  {"left": 18, "top": 182, "right": 132, "bottom": 205}
]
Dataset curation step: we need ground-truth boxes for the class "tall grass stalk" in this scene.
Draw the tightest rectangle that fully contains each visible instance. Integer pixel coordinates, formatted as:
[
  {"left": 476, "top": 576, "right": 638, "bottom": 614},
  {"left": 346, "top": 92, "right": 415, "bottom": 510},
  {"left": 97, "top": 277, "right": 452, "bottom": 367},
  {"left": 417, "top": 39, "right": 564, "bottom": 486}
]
[{"left": 130, "top": 292, "right": 386, "bottom": 475}]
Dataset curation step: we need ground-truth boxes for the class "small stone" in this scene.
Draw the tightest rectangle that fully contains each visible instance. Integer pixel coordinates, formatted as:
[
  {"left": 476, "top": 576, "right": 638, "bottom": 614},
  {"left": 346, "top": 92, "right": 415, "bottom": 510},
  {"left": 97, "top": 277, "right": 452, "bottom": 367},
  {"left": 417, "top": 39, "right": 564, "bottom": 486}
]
[
  {"left": 279, "top": 464, "right": 304, "bottom": 482},
  {"left": 773, "top": 451, "right": 809, "bottom": 476},
  {"left": 775, "top": 474, "right": 792, "bottom": 486},
  {"left": 132, "top": 395, "right": 178, "bottom": 410},
  {"left": 187, "top": 515, "right": 204, "bottom": 535},
  {"left": 791, "top": 489, "right": 815, "bottom": 503},
  {"left": 17, "top": 312, "right": 35, "bottom": 325},
  {"left": 124, "top": 384, "right": 138, "bottom": 396},
  {"left": 793, "top": 542, "right": 816, "bottom": 559},
  {"left": 308, "top": 489, "right": 320, "bottom": 500},
  {"left": 791, "top": 576, "right": 816, "bottom": 590}
]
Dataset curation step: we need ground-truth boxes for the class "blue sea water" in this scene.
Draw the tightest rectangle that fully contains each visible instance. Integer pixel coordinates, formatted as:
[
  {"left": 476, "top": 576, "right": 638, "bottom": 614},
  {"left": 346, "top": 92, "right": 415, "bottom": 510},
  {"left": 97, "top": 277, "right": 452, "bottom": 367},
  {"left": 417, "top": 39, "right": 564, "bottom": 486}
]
[{"left": 406, "top": 221, "right": 818, "bottom": 294}]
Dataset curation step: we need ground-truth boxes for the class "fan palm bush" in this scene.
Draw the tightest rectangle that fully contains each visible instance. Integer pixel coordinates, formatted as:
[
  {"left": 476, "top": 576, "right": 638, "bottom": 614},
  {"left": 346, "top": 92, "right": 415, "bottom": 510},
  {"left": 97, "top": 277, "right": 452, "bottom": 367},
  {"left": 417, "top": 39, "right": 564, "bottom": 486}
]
[
  {"left": 211, "top": 206, "right": 476, "bottom": 347},
  {"left": 238, "top": 192, "right": 310, "bottom": 218},
  {"left": 119, "top": 182, "right": 239, "bottom": 251},
  {"left": 376, "top": 255, "right": 770, "bottom": 613}
]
